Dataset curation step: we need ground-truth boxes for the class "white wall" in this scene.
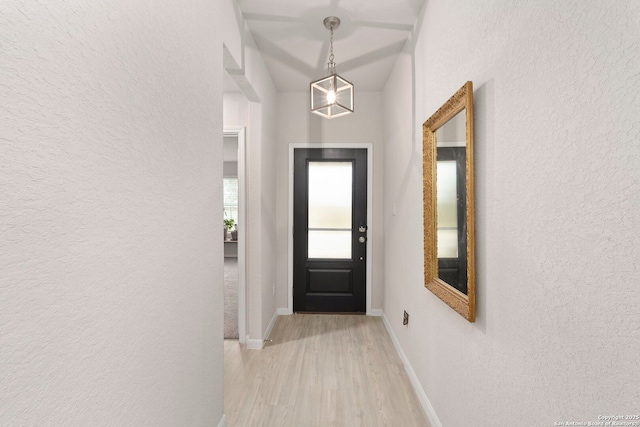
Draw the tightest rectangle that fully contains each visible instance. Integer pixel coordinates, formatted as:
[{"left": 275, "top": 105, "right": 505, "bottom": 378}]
[
  {"left": 223, "top": 93, "right": 249, "bottom": 129},
  {"left": 275, "top": 92, "right": 385, "bottom": 311},
  {"left": 1, "top": 1, "right": 224, "bottom": 425},
  {"left": 222, "top": 0, "right": 278, "bottom": 343},
  {"left": 383, "top": 1, "right": 640, "bottom": 426}
]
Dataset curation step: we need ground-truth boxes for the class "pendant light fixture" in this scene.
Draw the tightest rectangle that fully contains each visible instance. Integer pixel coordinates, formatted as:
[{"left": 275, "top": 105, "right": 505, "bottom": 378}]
[{"left": 310, "top": 16, "right": 354, "bottom": 119}]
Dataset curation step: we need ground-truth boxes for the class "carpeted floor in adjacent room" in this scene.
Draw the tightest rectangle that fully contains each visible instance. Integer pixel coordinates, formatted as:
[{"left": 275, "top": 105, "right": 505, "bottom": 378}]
[{"left": 224, "top": 258, "right": 238, "bottom": 339}]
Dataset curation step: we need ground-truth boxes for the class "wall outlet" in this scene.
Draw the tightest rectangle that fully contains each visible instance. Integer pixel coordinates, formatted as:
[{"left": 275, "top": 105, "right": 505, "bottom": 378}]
[{"left": 403, "top": 310, "right": 409, "bottom": 325}]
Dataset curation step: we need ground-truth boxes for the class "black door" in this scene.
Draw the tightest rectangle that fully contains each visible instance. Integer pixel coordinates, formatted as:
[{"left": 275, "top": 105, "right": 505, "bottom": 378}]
[{"left": 293, "top": 148, "right": 367, "bottom": 313}]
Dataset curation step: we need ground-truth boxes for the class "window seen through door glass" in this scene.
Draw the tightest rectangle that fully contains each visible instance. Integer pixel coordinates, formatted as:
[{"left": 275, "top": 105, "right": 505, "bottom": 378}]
[
  {"left": 308, "top": 162, "right": 352, "bottom": 259},
  {"left": 436, "top": 161, "right": 458, "bottom": 258}
]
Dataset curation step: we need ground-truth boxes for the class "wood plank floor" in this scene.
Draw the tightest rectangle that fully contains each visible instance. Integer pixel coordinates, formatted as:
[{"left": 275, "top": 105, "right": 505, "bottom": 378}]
[{"left": 224, "top": 314, "right": 430, "bottom": 427}]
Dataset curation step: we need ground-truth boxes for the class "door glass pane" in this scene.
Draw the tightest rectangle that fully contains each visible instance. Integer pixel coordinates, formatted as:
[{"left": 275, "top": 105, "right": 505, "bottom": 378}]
[
  {"left": 308, "top": 230, "right": 352, "bottom": 259},
  {"left": 308, "top": 162, "right": 352, "bottom": 229},
  {"left": 308, "top": 161, "right": 352, "bottom": 259},
  {"left": 436, "top": 160, "right": 458, "bottom": 258}
]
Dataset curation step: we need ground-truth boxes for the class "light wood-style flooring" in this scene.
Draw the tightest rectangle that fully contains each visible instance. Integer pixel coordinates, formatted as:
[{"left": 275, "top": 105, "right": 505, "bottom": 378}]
[{"left": 224, "top": 314, "right": 430, "bottom": 426}]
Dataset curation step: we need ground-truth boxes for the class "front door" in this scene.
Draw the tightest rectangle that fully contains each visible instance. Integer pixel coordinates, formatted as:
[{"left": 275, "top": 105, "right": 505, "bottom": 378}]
[{"left": 293, "top": 148, "right": 367, "bottom": 313}]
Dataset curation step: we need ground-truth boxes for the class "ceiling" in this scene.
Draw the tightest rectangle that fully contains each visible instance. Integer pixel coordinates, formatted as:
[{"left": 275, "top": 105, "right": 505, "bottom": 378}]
[{"left": 230, "top": 0, "right": 425, "bottom": 92}]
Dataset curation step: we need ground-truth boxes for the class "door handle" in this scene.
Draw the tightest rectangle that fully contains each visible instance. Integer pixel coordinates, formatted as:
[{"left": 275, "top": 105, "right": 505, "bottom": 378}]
[{"left": 359, "top": 236, "right": 366, "bottom": 244}]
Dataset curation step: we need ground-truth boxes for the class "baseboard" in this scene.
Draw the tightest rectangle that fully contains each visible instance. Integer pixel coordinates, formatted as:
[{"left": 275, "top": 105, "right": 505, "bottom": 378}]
[
  {"left": 247, "top": 310, "right": 279, "bottom": 350},
  {"left": 368, "top": 308, "right": 383, "bottom": 316},
  {"left": 381, "top": 312, "right": 443, "bottom": 427},
  {"left": 246, "top": 338, "right": 263, "bottom": 350},
  {"left": 264, "top": 310, "right": 278, "bottom": 340},
  {"left": 217, "top": 414, "right": 227, "bottom": 427},
  {"left": 277, "top": 307, "right": 291, "bottom": 315}
]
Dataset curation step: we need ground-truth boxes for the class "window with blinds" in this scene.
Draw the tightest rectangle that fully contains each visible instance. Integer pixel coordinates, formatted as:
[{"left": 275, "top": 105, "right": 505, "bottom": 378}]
[{"left": 223, "top": 178, "right": 238, "bottom": 227}]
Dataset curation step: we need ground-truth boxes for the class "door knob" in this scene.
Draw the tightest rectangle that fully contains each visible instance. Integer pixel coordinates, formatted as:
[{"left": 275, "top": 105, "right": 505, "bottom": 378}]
[{"left": 359, "top": 236, "right": 366, "bottom": 243}]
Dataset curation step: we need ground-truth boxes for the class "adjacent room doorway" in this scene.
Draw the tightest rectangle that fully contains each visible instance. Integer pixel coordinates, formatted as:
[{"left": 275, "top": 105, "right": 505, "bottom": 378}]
[{"left": 223, "top": 127, "right": 246, "bottom": 343}]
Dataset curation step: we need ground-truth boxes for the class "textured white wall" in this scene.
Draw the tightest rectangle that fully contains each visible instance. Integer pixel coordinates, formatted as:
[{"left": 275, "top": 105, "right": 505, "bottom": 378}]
[
  {"left": 259, "top": 98, "right": 279, "bottom": 335},
  {"left": 383, "top": 1, "right": 640, "bottom": 426},
  {"left": 223, "top": 93, "right": 249, "bottom": 128},
  {"left": 0, "top": 1, "right": 224, "bottom": 425},
  {"left": 275, "top": 93, "right": 308, "bottom": 310},
  {"left": 275, "top": 92, "right": 385, "bottom": 311}
]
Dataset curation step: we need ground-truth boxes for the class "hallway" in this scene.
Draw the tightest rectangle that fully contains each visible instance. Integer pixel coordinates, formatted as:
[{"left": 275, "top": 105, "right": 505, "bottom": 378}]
[{"left": 224, "top": 314, "right": 429, "bottom": 426}]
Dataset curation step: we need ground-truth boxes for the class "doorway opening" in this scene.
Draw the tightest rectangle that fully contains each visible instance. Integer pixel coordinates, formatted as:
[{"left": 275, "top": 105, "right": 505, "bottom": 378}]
[{"left": 223, "top": 127, "right": 246, "bottom": 343}]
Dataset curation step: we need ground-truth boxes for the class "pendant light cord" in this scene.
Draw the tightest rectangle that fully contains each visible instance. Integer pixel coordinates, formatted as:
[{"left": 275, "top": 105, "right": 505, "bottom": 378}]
[{"left": 328, "top": 24, "right": 335, "bottom": 71}]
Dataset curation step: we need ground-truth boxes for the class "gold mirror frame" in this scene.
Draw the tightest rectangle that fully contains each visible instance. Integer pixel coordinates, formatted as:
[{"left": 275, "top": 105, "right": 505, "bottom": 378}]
[{"left": 423, "top": 81, "right": 475, "bottom": 322}]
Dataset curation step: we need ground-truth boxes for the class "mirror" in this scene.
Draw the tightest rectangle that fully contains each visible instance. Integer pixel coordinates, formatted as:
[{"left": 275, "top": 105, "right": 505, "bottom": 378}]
[{"left": 423, "top": 81, "right": 475, "bottom": 322}]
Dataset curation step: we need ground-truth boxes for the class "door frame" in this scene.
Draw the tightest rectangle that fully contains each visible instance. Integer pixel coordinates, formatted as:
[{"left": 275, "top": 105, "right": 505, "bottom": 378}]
[
  {"left": 224, "top": 126, "right": 247, "bottom": 344},
  {"left": 287, "top": 143, "right": 374, "bottom": 315}
]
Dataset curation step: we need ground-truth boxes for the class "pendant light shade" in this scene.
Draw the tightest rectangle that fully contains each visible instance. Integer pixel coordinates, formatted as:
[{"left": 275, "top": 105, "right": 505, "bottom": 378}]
[{"left": 310, "top": 17, "right": 354, "bottom": 119}]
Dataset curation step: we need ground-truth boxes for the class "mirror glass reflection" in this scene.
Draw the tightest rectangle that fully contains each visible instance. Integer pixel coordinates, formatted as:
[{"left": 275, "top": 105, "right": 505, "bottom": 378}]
[
  {"left": 435, "top": 109, "right": 468, "bottom": 294},
  {"left": 436, "top": 160, "right": 458, "bottom": 258}
]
